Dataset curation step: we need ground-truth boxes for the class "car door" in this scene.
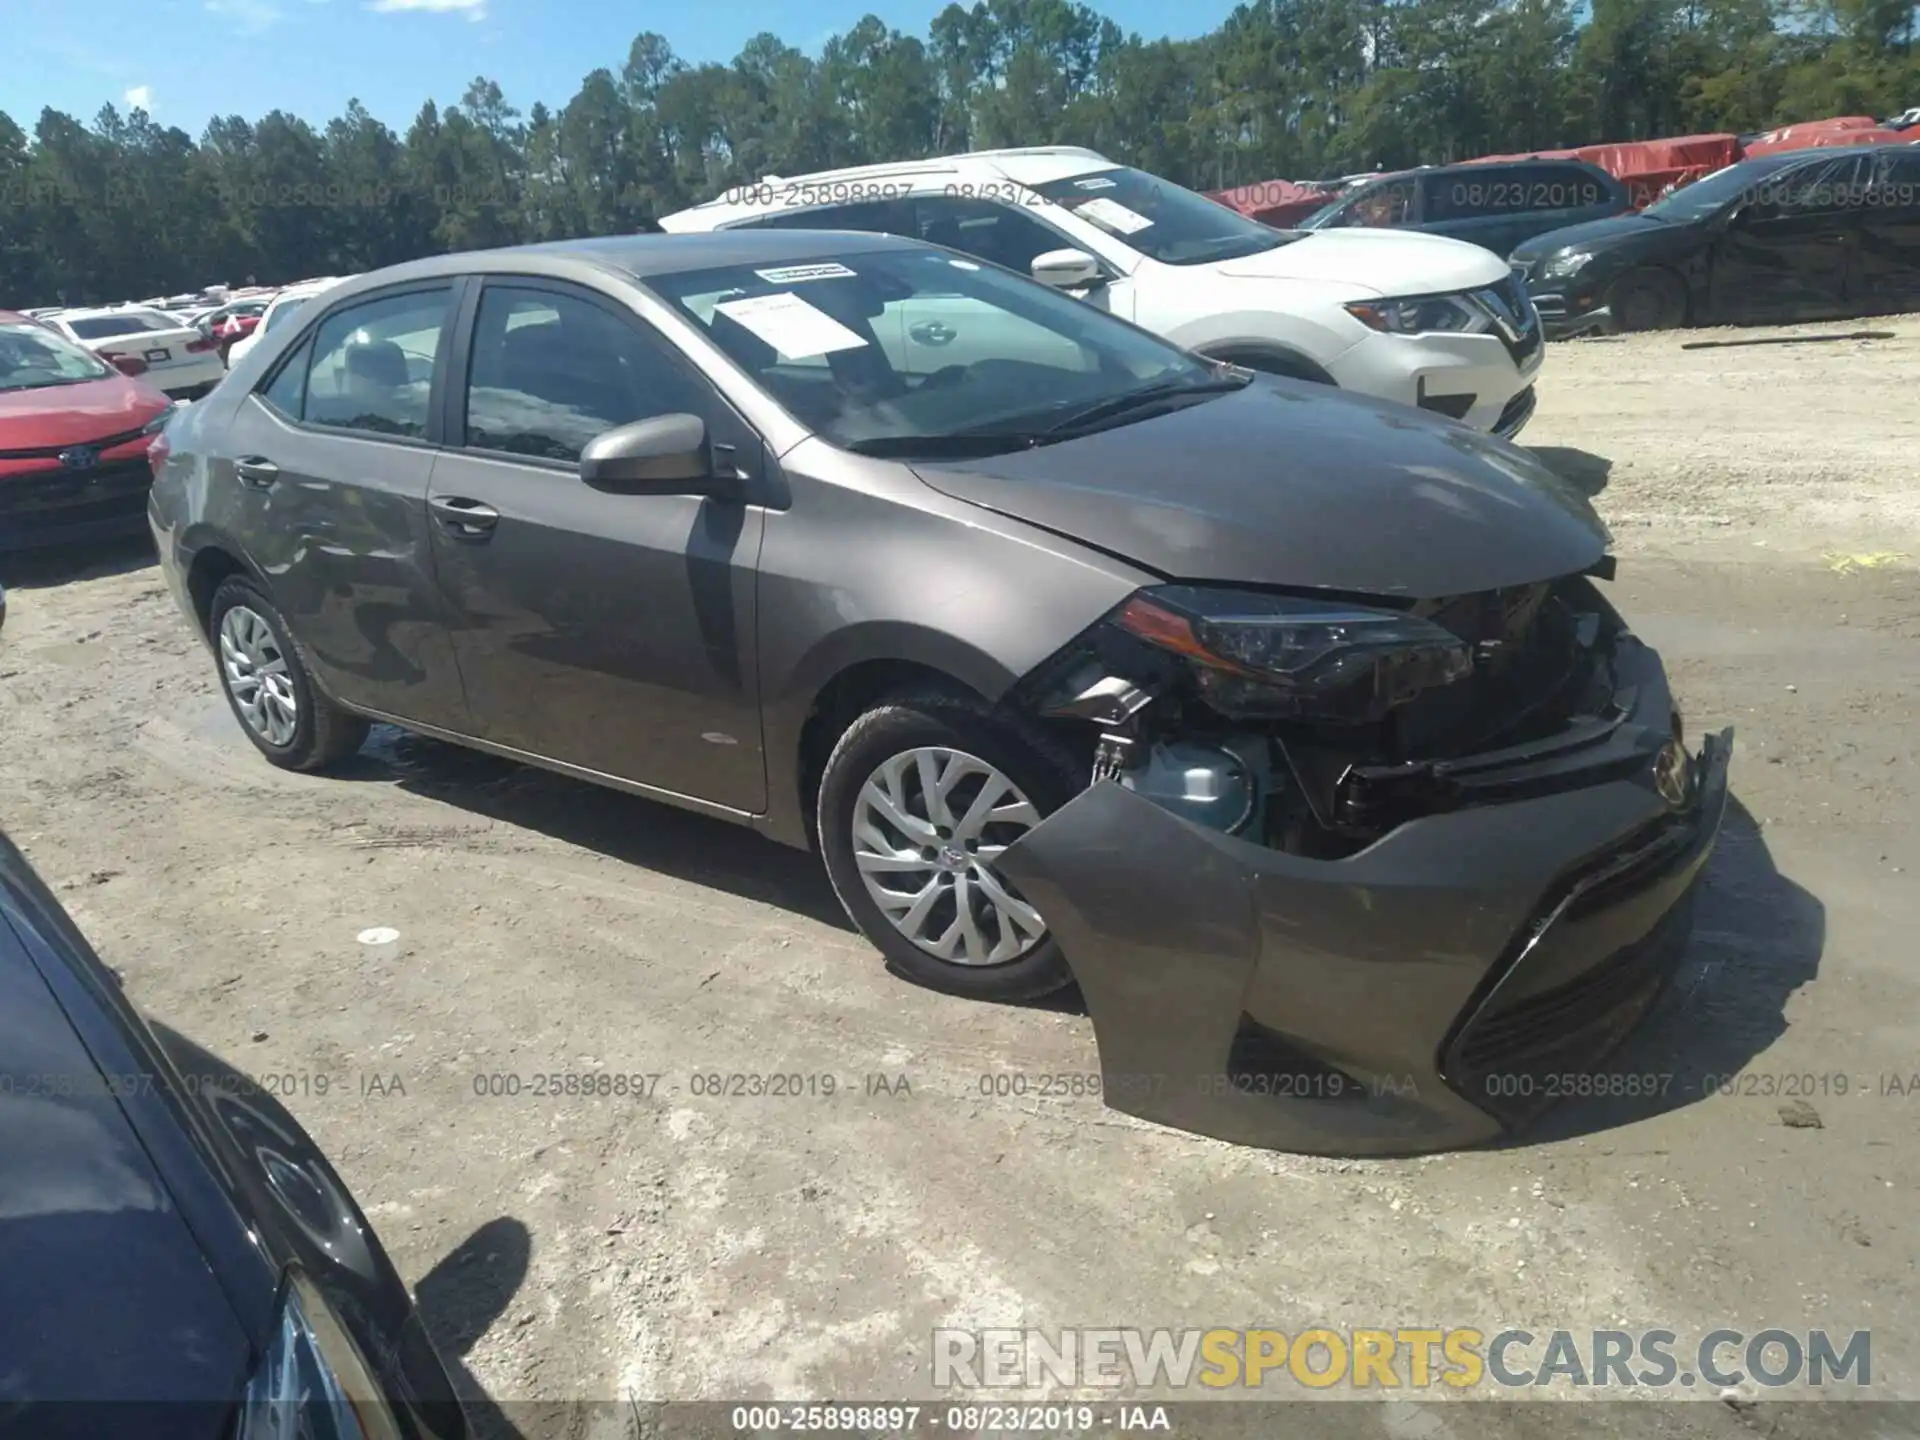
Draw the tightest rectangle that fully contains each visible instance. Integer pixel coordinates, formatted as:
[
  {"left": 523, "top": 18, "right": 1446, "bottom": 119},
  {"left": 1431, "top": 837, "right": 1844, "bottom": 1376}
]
[
  {"left": 424, "top": 278, "right": 767, "bottom": 813},
  {"left": 1853, "top": 149, "right": 1920, "bottom": 315},
  {"left": 1709, "top": 155, "right": 1866, "bottom": 323},
  {"left": 213, "top": 282, "right": 471, "bottom": 730}
]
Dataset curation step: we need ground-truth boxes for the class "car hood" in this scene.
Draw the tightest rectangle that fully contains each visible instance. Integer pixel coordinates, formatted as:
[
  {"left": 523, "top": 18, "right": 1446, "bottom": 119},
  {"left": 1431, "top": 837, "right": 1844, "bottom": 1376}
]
[
  {"left": 0, "top": 919, "right": 249, "bottom": 1409},
  {"left": 0, "top": 376, "right": 170, "bottom": 450},
  {"left": 912, "top": 380, "right": 1609, "bottom": 599},
  {"left": 1211, "top": 229, "right": 1510, "bottom": 297},
  {"left": 1512, "top": 212, "right": 1673, "bottom": 263}
]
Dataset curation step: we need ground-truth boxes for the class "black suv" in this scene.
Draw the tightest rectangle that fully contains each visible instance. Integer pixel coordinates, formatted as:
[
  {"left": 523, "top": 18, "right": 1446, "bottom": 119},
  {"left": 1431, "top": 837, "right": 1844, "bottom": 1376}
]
[{"left": 1299, "top": 159, "right": 1631, "bottom": 257}]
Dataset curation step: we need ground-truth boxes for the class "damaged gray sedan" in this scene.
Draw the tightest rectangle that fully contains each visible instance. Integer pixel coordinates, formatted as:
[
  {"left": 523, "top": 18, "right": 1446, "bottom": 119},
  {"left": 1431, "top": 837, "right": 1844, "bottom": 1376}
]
[{"left": 150, "top": 228, "right": 1729, "bottom": 1157}]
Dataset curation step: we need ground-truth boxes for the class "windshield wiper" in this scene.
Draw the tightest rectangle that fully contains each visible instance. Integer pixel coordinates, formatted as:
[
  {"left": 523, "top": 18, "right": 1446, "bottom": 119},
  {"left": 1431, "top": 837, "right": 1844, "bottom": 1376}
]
[
  {"left": 1024, "top": 373, "right": 1251, "bottom": 441},
  {"left": 841, "top": 433, "right": 1037, "bottom": 458}
]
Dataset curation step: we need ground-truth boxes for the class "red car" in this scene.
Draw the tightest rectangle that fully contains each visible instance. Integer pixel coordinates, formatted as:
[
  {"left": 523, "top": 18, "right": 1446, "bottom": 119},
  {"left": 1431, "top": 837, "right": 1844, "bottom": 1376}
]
[{"left": 1, "top": 309, "right": 177, "bottom": 551}]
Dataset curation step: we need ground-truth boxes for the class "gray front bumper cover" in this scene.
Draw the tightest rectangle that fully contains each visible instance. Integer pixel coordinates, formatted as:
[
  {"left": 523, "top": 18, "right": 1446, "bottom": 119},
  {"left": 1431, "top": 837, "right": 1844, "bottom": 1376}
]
[{"left": 997, "top": 709, "right": 1732, "bottom": 1158}]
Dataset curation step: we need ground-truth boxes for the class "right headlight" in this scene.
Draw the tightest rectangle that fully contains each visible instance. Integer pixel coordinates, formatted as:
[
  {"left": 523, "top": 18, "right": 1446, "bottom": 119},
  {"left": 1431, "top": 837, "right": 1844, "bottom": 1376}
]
[
  {"left": 1541, "top": 248, "right": 1594, "bottom": 280},
  {"left": 235, "top": 1269, "right": 404, "bottom": 1440},
  {"left": 1115, "top": 585, "right": 1473, "bottom": 723},
  {"left": 1344, "top": 293, "right": 1492, "bottom": 335}
]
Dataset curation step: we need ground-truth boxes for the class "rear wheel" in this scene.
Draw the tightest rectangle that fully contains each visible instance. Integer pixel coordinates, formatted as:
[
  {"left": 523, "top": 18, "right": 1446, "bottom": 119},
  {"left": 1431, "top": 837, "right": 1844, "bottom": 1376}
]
[
  {"left": 816, "top": 689, "right": 1083, "bottom": 1001},
  {"left": 209, "top": 576, "right": 369, "bottom": 771},
  {"left": 1608, "top": 268, "right": 1686, "bottom": 333}
]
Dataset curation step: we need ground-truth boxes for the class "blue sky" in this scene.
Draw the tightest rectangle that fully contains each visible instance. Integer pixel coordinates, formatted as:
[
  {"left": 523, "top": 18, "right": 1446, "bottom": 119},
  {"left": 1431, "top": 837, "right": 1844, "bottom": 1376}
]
[{"left": 3, "top": 0, "right": 1242, "bottom": 141}]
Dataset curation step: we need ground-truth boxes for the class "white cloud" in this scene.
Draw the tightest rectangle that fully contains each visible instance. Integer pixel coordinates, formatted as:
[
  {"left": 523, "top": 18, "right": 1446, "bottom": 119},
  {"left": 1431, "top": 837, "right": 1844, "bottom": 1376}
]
[
  {"left": 204, "top": 0, "right": 285, "bottom": 33},
  {"left": 366, "top": 0, "right": 487, "bottom": 17},
  {"left": 124, "top": 85, "right": 154, "bottom": 111}
]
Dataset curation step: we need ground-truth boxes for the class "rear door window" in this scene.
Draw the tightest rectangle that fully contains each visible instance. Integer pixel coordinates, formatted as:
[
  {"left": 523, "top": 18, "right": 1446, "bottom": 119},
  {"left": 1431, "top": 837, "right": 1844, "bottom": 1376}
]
[{"left": 302, "top": 287, "right": 451, "bottom": 439}]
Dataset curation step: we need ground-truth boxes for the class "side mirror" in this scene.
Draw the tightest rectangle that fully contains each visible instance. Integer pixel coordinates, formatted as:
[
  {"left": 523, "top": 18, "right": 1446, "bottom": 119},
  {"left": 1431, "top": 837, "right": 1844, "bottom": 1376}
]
[
  {"left": 1031, "top": 248, "right": 1103, "bottom": 290},
  {"left": 580, "top": 413, "right": 737, "bottom": 498},
  {"left": 106, "top": 352, "right": 148, "bottom": 377}
]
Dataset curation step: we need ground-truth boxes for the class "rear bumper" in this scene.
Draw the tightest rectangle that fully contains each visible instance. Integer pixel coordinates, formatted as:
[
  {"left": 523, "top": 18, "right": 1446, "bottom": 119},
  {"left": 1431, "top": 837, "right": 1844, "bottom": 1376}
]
[{"left": 996, "top": 650, "right": 1731, "bottom": 1158}]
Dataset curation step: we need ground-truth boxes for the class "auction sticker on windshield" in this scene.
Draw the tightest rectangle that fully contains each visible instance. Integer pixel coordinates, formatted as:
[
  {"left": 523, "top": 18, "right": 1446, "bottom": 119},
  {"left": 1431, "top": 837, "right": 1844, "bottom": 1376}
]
[
  {"left": 713, "top": 292, "right": 868, "bottom": 359},
  {"left": 753, "top": 262, "right": 859, "bottom": 284},
  {"left": 1077, "top": 197, "right": 1154, "bottom": 234}
]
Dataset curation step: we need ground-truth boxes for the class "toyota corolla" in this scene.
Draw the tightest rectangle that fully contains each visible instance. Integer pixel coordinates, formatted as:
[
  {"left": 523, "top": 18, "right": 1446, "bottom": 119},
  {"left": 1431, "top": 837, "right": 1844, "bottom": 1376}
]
[{"left": 148, "top": 230, "right": 1729, "bottom": 1156}]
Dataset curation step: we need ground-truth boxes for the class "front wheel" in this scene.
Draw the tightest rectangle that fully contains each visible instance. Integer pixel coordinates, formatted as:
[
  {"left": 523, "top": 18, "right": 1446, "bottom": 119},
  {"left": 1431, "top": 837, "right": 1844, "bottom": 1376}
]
[
  {"left": 816, "top": 690, "right": 1083, "bottom": 1001},
  {"left": 1608, "top": 268, "right": 1686, "bottom": 333}
]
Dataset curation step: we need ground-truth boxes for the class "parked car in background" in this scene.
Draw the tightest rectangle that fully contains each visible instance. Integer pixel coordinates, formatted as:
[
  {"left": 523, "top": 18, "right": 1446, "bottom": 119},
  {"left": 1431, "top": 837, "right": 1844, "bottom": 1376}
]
[
  {"left": 662, "top": 147, "right": 1544, "bottom": 438},
  {"left": 0, "top": 827, "right": 467, "bottom": 1437},
  {"left": 1513, "top": 143, "right": 1920, "bottom": 333},
  {"left": 196, "top": 298, "right": 272, "bottom": 364},
  {"left": 1297, "top": 158, "right": 1632, "bottom": 257},
  {"left": 42, "top": 306, "right": 224, "bottom": 399},
  {"left": 152, "top": 230, "right": 1728, "bottom": 1155},
  {"left": 225, "top": 277, "right": 356, "bottom": 369},
  {"left": 0, "top": 310, "right": 176, "bottom": 551}
]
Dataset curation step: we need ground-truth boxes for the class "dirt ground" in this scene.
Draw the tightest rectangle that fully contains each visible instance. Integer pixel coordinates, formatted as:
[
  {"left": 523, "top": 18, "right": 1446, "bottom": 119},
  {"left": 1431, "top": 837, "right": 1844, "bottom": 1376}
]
[{"left": 2, "top": 316, "right": 1917, "bottom": 1439}]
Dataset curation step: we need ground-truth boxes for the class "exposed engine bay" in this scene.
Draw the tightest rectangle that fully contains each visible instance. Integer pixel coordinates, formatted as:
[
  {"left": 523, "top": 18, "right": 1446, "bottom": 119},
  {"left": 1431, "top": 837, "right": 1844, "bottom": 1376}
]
[{"left": 1017, "top": 566, "right": 1678, "bottom": 856}]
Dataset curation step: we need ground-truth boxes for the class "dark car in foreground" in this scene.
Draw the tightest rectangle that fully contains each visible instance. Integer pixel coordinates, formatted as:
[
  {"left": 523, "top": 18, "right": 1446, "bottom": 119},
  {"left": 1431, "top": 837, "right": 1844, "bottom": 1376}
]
[
  {"left": 0, "top": 829, "right": 466, "bottom": 1438},
  {"left": 150, "top": 229, "right": 1729, "bottom": 1156},
  {"left": 1, "top": 310, "right": 177, "bottom": 551},
  {"left": 1513, "top": 143, "right": 1920, "bottom": 334},
  {"left": 1298, "top": 158, "right": 1631, "bottom": 257}
]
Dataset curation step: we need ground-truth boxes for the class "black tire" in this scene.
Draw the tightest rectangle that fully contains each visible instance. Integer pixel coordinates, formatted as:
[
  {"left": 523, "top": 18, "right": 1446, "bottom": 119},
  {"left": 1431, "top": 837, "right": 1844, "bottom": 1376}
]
[
  {"left": 1608, "top": 268, "right": 1686, "bottom": 333},
  {"left": 208, "top": 575, "right": 369, "bottom": 772},
  {"left": 816, "top": 688, "right": 1085, "bottom": 1002}
]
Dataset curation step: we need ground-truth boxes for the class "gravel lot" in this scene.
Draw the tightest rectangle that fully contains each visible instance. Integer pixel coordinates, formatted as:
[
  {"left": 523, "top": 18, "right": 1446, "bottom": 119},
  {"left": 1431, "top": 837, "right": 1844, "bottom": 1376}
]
[{"left": 2, "top": 317, "right": 1917, "bottom": 1438}]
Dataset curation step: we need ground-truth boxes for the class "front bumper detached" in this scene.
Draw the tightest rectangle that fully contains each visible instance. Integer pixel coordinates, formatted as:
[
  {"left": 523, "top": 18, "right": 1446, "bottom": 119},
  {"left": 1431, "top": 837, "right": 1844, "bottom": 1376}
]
[{"left": 997, "top": 696, "right": 1731, "bottom": 1159}]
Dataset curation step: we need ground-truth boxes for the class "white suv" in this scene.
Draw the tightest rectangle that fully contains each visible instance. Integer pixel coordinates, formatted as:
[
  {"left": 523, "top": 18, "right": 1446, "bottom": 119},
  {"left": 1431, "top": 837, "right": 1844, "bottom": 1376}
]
[{"left": 660, "top": 147, "right": 1544, "bottom": 438}]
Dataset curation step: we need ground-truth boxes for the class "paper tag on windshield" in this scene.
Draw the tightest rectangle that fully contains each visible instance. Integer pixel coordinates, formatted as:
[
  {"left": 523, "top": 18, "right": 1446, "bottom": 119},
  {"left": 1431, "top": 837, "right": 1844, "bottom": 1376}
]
[
  {"left": 1073, "top": 176, "right": 1119, "bottom": 190},
  {"left": 1077, "top": 197, "right": 1153, "bottom": 233},
  {"left": 753, "top": 262, "right": 858, "bottom": 284},
  {"left": 714, "top": 292, "right": 867, "bottom": 359}
]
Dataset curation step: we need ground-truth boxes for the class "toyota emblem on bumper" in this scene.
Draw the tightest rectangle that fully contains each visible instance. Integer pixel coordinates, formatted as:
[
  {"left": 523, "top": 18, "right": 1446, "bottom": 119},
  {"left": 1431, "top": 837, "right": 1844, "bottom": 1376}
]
[{"left": 58, "top": 446, "right": 100, "bottom": 471}]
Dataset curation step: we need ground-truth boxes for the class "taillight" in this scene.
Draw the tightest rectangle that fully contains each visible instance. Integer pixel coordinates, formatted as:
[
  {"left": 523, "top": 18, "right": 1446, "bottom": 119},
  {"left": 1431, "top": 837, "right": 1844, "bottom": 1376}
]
[
  {"left": 186, "top": 335, "right": 219, "bottom": 353},
  {"left": 148, "top": 430, "right": 171, "bottom": 480}
]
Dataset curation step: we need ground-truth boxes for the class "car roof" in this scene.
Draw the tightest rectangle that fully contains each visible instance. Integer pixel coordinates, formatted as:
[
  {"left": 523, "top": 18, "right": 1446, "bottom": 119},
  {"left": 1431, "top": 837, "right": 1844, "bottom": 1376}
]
[
  {"left": 659, "top": 147, "right": 1120, "bottom": 230},
  {"left": 315, "top": 230, "right": 930, "bottom": 295}
]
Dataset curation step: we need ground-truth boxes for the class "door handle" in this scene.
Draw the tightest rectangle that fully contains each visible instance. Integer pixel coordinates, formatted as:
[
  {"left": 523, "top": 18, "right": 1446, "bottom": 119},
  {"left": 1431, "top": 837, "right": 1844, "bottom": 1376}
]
[
  {"left": 429, "top": 495, "right": 500, "bottom": 539},
  {"left": 909, "top": 320, "right": 956, "bottom": 346},
  {"left": 234, "top": 456, "right": 279, "bottom": 489}
]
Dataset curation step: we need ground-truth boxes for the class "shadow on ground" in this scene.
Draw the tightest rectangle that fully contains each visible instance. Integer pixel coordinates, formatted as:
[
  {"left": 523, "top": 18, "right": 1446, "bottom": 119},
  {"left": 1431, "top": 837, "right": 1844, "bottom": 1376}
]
[
  {"left": 334, "top": 727, "right": 1093, "bottom": 1014},
  {"left": 414, "top": 1217, "right": 534, "bottom": 1440},
  {"left": 1528, "top": 445, "right": 1614, "bottom": 497},
  {"left": 1511, "top": 793, "right": 1827, "bottom": 1146},
  {"left": 0, "top": 534, "right": 156, "bottom": 590}
]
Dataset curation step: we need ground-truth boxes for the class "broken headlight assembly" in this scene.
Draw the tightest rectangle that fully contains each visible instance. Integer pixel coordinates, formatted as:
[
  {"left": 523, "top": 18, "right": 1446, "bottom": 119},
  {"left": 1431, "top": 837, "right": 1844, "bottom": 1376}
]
[{"left": 1114, "top": 585, "right": 1473, "bottom": 723}]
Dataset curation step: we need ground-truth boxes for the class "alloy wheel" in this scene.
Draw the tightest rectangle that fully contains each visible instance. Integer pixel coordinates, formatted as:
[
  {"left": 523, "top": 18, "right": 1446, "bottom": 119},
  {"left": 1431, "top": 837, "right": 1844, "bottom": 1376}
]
[
  {"left": 851, "top": 746, "right": 1047, "bottom": 965},
  {"left": 218, "top": 605, "right": 299, "bottom": 747}
]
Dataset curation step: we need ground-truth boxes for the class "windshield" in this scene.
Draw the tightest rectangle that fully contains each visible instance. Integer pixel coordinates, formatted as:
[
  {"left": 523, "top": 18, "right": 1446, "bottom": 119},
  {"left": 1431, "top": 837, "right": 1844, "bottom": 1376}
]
[
  {"left": 66, "top": 311, "right": 175, "bottom": 340},
  {"left": 0, "top": 322, "right": 115, "bottom": 392},
  {"left": 1642, "top": 158, "right": 1802, "bottom": 222},
  {"left": 1030, "top": 167, "right": 1292, "bottom": 266},
  {"left": 648, "top": 245, "right": 1224, "bottom": 453}
]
